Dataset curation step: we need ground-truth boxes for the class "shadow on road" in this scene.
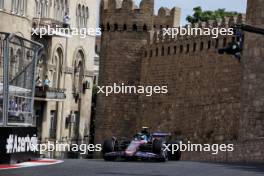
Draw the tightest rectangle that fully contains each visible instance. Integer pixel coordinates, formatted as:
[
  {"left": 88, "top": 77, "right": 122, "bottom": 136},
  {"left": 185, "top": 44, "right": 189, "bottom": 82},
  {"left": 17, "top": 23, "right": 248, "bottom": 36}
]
[{"left": 215, "top": 163, "right": 264, "bottom": 174}]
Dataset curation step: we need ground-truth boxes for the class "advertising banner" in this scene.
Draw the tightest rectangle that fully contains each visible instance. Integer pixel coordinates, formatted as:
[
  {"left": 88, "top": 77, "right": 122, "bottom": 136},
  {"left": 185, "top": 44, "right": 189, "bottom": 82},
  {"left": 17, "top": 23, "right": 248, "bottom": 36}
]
[{"left": 0, "top": 127, "right": 38, "bottom": 164}]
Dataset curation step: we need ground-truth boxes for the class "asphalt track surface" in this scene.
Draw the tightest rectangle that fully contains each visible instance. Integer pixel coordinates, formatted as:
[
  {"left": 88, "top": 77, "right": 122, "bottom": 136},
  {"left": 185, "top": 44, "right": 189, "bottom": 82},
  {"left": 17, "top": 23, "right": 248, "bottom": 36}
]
[{"left": 1, "top": 159, "right": 264, "bottom": 176}]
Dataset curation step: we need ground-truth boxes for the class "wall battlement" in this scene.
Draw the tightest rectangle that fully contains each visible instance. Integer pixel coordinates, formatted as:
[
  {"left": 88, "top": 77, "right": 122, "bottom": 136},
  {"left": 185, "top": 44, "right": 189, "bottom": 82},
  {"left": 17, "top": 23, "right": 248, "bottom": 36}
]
[
  {"left": 100, "top": 0, "right": 181, "bottom": 32},
  {"left": 141, "top": 14, "right": 246, "bottom": 59},
  {"left": 149, "top": 14, "right": 246, "bottom": 44},
  {"left": 101, "top": 0, "right": 154, "bottom": 14}
]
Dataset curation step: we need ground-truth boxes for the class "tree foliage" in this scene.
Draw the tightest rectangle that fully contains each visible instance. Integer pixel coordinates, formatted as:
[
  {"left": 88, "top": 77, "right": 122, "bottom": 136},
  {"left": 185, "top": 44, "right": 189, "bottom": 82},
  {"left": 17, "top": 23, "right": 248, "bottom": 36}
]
[{"left": 186, "top": 6, "right": 240, "bottom": 24}]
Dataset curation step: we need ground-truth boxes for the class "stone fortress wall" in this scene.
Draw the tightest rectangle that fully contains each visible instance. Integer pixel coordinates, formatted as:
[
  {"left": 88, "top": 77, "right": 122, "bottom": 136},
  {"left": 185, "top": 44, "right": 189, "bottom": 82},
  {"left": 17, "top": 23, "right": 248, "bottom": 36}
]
[{"left": 140, "top": 16, "right": 244, "bottom": 144}]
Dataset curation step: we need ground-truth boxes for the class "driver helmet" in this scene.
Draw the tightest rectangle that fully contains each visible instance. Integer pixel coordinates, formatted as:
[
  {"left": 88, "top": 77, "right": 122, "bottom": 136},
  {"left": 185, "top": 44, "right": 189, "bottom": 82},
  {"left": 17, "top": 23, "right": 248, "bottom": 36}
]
[{"left": 141, "top": 127, "right": 149, "bottom": 135}]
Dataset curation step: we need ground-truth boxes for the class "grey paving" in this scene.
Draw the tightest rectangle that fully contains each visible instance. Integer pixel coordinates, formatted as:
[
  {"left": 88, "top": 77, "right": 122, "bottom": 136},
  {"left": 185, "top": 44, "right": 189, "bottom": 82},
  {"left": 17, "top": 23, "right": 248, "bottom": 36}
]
[{"left": 1, "top": 159, "right": 264, "bottom": 176}]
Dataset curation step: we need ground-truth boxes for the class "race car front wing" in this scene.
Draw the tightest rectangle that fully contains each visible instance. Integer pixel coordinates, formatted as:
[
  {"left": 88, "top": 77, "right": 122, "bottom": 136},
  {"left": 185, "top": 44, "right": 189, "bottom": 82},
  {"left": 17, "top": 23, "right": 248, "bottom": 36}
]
[{"left": 104, "top": 151, "right": 161, "bottom": 159}]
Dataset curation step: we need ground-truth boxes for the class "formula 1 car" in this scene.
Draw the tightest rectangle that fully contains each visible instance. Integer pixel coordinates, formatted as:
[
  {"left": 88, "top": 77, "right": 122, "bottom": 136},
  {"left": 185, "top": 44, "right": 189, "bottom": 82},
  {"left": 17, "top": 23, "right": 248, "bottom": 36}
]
[{"left": 102, "top": 127, "right": 181, "bottom": 162}]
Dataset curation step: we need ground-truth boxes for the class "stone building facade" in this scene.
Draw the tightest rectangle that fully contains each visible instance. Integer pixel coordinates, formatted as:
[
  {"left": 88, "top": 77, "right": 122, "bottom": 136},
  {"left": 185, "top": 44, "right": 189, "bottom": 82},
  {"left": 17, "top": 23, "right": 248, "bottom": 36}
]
[
  {"left": 0, "top": 0, "right": 97, "bottom": 157},
  {"left": 95, "top": 0, "right": 264, "bottom": 162}
]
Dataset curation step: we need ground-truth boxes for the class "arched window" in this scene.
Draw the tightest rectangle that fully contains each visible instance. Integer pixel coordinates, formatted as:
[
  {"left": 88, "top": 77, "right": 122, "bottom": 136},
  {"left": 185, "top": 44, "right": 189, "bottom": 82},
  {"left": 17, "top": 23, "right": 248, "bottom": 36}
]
[
  {"left": 52, "top": 55, "right": 58, "bottom": 88},
  {"left": 73, "top": 61, "right": 79, "bottom": 92},
  {"left": 40, "top": 0, "right": 44, "bottom": 17},
  {"left": 77, "top": 4, "right": 81, "bottom": 27},
  {"left": 85, "top": 7, "right": 89, "bottom": 27},
  {"left": 25, "top": 0, "right": 28, "bottom": 15},
  {"left": 76, "top": 4, "right": 88, "bottom": 28},
  {"left": 16, "top": 0, "right": 20, "bottom": 14},
  {"left": 20, "top": 0, "right": 24, "bottom": 14},
  {"left": 65, "top": 0, "right": 68, "bottom": 12},
  {"left": 35, "top": 0, "right": 40, "bottom": 16},
  {"left": 82, "top": 5, "right": 85, "bottom": 28},
  {"left": 61, "top": 0, "right": 64, "bottom": 20},
  {"left": 54, "top": 0, "right": 59, "bottom": 20},
  {"left": 19, "top": 0, "right": 24, "bottom": 15},
  {"left": 51, "top": 48, "right": 63, "bottom": 88},
  {"left": 11, "top": 0, "right": 18, "bottom": 13},
  {"left": 0, "top": 0, "right": 4, "bottom": 9},
  {"left": 11, "top": 0, "right": 27, "bottom": 15},
  {"left": 73, "top": 51, "right": 85, "bottom": 94},
  {"left": 53, "top": 0, "right": 67, "bottom": 21},
  {"left": 43, "top": 0, "right": 48, "bottom": 17},
  {"left": 45, "top": 0, "right": 49, "bottom": 17}
]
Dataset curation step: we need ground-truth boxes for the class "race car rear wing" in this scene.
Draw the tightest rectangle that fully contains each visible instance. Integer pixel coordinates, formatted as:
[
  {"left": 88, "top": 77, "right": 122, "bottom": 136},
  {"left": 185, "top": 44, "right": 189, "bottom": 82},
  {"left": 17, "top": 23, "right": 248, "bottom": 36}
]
[{"left": 152, "top": 132, "right": 172, "bottom": 137}]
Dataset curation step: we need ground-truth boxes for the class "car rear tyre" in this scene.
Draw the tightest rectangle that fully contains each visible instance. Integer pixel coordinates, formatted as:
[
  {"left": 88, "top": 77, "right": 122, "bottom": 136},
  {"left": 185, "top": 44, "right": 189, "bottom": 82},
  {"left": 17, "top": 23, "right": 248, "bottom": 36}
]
[
  {"left": 153, "top": 139, "right": 168, "bottom": 162},
  {"left": 102, "top": 139, "right": 117, "bottom": 161}
]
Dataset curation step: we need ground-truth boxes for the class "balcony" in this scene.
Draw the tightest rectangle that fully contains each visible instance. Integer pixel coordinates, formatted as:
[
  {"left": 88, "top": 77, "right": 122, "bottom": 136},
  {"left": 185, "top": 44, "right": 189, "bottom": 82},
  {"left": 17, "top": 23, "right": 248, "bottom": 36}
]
[
  {"left": 35, "top": 87, "right": 66, "bottom": 101},
  {"left": 33, "top": 18, "right": 64, "bottom": 28},
  {"left": 32, "top": 18, "right": 71, "bottom": 37}
]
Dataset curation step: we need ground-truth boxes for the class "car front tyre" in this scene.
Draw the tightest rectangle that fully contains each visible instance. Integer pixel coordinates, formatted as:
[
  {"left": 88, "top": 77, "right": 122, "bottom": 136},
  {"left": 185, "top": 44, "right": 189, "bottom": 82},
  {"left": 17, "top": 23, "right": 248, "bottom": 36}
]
[{"left": 102, "top": 139, "right": 117, "bottom": 161}]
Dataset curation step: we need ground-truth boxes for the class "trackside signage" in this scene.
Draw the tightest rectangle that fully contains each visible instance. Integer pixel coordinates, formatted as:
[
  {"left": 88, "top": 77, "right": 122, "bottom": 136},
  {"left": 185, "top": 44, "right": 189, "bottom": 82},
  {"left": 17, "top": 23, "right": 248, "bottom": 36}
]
[{"left": 0, "top": 127, "right": 38, "bottom": 164}]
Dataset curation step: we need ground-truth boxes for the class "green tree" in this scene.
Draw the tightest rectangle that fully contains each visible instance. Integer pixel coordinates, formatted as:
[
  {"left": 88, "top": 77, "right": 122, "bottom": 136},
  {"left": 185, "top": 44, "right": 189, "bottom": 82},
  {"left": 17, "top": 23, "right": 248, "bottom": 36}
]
[{"left": 186, "top": 6, "right": 240, "bottom": 24}]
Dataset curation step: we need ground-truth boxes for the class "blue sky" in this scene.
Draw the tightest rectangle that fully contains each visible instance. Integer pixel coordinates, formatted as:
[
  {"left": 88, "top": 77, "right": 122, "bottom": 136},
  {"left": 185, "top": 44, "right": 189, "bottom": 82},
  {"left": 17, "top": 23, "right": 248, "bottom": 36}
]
[
  {"left": 134, "top": 0, "right": 247, "bottom": 25},
  {"left": 96, "top": 0, "right": 247, "bottom": 25}
]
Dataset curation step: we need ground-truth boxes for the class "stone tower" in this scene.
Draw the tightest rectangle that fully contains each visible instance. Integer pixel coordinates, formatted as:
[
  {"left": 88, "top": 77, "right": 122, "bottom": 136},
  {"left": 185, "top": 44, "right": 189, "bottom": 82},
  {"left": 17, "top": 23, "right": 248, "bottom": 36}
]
[
  {"left": 240, "top": 0, "right": 264, "bottom": 140},
  {"left": 94, "top": 0, "right": 181, "bottom": 145}
]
